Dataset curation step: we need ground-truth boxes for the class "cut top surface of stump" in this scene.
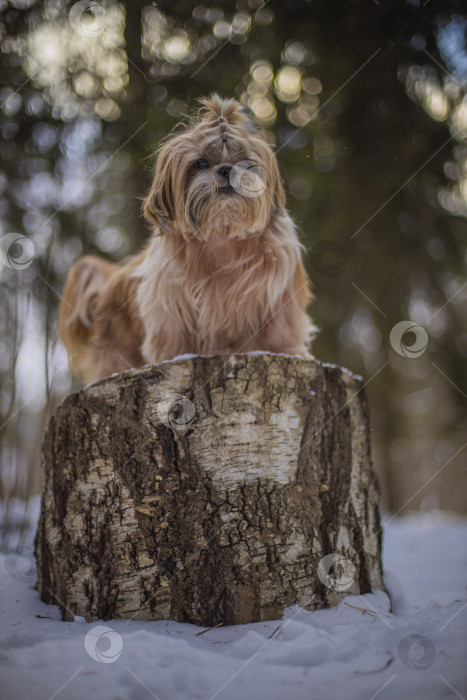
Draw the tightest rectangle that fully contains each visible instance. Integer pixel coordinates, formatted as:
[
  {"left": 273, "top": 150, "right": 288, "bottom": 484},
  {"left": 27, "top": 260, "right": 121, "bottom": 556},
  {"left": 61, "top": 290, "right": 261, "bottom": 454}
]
[{"left": 35, "top": 353, "right": 384, "bottom": 626}]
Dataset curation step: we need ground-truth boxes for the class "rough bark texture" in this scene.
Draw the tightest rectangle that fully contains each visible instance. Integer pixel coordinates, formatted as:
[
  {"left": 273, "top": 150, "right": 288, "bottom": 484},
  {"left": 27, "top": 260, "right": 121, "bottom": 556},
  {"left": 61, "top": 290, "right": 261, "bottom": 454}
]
[{"left": 35, "top": 353, "right": 384, "bottom": 626}]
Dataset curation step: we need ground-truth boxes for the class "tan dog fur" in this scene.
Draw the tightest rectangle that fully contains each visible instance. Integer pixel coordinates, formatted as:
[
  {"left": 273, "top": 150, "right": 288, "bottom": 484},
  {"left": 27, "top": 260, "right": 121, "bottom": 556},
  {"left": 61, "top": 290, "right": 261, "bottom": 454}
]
[{"left": 59, "top": 95, "right": 315, "bottom": 383}]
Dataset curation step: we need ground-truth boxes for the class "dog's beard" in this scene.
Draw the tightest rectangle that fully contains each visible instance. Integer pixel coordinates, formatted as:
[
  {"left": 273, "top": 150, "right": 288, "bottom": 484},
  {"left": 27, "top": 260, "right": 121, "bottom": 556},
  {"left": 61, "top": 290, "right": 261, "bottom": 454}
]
[{"left": 182, "top": 172, "right": 272, "bottom": 241}]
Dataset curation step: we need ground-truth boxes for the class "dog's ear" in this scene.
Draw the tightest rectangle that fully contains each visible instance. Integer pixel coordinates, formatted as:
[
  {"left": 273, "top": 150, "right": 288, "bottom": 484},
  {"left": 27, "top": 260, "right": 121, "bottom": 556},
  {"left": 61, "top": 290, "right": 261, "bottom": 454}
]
[{"left": 143, "top": 140, "right": 178, "bottom": 229}]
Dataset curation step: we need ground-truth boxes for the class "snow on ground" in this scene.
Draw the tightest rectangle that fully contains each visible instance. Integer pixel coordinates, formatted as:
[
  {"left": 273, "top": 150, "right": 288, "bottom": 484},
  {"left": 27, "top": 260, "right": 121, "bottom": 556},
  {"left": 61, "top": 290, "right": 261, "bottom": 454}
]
[{"left": 1, "top": 502, "right": 466, "bottom": 700}]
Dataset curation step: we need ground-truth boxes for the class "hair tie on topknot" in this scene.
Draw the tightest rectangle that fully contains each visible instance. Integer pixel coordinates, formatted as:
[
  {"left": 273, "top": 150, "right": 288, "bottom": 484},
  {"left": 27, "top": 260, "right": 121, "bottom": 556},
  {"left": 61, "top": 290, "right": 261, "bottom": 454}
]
[{"left": 219, "top": 119, "right": 228, "bottom": 143}]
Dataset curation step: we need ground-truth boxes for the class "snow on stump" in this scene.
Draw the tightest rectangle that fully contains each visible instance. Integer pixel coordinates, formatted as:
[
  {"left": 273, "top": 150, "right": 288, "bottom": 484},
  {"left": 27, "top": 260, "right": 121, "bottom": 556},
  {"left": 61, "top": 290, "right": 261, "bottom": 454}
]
[{"left": 35, "top": 353, "right": 384, "bottom": 625}]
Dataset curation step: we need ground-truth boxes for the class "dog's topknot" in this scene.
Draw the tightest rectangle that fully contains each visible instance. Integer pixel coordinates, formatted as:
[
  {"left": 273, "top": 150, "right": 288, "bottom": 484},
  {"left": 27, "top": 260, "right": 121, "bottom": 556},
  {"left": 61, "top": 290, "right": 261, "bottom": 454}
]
[{"left": 198, "top": 94, "right": 253, "bottom": 128}]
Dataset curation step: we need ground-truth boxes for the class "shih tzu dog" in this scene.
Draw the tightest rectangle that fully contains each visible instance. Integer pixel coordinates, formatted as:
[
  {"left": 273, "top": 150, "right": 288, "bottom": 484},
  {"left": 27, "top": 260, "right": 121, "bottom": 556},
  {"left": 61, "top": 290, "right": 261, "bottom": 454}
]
[{"left": 59, "top": 95, "right": 315, "bottom": 383}]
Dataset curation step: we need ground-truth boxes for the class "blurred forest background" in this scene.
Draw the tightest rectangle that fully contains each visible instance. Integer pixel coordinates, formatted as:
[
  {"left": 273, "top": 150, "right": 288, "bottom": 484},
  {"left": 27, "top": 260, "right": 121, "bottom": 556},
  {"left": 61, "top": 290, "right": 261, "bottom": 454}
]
[{"left": 1, "top": 0, "right": 466, "bottom": 547}]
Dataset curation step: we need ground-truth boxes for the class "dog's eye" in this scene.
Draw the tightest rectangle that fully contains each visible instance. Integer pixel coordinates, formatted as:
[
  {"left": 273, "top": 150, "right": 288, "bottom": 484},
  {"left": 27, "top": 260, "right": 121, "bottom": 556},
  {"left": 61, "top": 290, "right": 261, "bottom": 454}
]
[{"left": 196, "top": 159, "right": 210, "bottom": 169}]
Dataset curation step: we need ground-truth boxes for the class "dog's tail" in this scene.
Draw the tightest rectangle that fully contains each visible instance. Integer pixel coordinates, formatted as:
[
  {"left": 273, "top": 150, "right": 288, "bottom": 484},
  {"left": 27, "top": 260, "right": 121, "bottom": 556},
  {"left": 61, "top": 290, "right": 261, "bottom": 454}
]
[
  {"left": 58, "top": 256, "right": 114, "bottom": 381},
  {"left": 58, "top": 255, "right": 144, "bottom": 383}
]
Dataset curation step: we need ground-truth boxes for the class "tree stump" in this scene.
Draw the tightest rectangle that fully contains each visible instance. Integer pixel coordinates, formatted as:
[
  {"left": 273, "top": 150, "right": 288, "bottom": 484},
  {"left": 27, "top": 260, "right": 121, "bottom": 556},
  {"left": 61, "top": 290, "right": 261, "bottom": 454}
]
[{"left": 35, "top": 353, "right": 385, "bottom": 625}]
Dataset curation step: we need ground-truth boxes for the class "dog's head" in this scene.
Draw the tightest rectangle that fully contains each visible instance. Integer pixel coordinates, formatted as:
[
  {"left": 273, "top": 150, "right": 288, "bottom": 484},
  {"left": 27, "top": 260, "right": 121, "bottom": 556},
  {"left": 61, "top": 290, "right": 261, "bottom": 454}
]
[{"left": 143, "top": 95, "right": 286, "bottom": 240}]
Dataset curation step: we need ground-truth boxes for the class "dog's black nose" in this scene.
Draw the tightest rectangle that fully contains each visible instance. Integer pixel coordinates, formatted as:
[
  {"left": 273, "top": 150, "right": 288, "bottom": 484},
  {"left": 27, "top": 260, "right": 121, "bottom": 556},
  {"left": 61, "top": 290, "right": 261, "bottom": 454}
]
[{"left": 218, "top": 164, "right": 233, "bottom": 182}]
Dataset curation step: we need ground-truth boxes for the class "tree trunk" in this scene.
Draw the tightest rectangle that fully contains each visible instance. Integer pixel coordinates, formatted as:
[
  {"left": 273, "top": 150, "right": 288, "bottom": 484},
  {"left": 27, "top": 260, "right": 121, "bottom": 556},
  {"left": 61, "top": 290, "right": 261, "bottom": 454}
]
[{"left": 35, "top": 353, "right": 385, "bottom": 626}]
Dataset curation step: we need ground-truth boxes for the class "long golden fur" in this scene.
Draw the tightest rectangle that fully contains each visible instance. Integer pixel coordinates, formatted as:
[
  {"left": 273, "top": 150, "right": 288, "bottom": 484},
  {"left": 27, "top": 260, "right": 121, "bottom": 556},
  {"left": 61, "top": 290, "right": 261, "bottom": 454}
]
[{"left": 59, "top": 95, "right": 316, "bottom": 383}]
